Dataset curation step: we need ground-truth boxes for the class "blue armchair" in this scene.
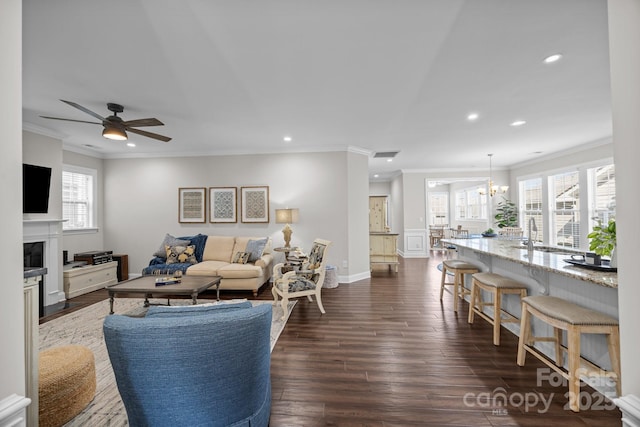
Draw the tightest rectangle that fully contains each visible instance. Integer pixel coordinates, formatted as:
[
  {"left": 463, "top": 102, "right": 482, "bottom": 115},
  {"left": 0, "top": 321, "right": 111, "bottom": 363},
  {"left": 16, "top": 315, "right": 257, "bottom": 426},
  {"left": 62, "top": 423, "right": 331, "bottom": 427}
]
[{"left": 103, "top": 302, "right": 272, "bottom": 427}]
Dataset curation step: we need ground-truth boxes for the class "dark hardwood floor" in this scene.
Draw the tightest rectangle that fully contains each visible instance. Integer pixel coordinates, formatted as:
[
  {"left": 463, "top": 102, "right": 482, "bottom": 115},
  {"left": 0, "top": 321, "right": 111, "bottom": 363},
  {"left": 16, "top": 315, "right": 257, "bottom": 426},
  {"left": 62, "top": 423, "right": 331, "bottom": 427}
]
[{"left": 41, "top": 254, "right": 622, "bottom": 426}]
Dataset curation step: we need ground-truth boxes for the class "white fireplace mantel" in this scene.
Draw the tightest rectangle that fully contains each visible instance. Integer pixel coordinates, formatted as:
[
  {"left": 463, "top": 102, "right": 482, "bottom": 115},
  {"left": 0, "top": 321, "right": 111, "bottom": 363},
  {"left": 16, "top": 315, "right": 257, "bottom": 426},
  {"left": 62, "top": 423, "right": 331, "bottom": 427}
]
[{"left": 23, "top": 219, "right": 65, "bottom": 306}]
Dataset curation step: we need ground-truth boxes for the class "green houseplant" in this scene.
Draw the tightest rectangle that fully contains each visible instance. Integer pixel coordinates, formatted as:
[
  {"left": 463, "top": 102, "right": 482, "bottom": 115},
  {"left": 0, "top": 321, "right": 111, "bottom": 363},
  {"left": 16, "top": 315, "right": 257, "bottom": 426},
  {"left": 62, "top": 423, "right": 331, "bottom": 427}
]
[
  {"left": 482, "top": 227, "right": 497, "bottom": 237},
  {"left": 494, "top": 197, "right": 518, "bottom": 228},
  {"left": 587, "top": 219, "right": 616, "bottom": 257}
]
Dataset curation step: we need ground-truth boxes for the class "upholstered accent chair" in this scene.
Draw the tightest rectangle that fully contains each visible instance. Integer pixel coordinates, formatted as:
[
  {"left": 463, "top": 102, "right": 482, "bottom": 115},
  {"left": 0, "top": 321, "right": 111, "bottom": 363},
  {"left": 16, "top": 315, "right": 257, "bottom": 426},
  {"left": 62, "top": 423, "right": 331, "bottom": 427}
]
[
  {"left": 103, "top": 302, "right": 272, "bottom": 427},
  {"left": 272, "top": 238, "right": 332, "bottom": 320}
]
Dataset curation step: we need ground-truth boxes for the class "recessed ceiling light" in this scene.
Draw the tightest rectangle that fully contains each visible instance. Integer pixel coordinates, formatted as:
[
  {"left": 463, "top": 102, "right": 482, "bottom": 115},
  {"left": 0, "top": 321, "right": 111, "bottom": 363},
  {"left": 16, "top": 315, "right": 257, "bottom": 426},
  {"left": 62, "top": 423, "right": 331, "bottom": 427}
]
[
  {"left": 544, "top": 54, "right": 562, "bottom": 64},
  {"left": 283, "top": 136, "right": 292, "bottom": 142},
  {"left": 510, "top": 120, "right": 527, "bottom": 127},
  {"left": 126, "top": 142, "right": 136, "bottom": 147},
  {"left": 387, "top": 158, "right": 393, "bottom": 162},
  {"left": 467, "top": 112, "right": 479, "bottom": 121},
  {"left": 374, "top": 174, "right": 379, "bottom": 178}
]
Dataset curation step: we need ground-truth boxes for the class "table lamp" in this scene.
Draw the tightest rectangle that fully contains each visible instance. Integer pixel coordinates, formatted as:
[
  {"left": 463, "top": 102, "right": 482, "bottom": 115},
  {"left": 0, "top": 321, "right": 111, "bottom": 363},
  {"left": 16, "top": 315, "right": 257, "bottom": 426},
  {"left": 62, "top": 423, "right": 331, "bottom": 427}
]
[{"left": 275, "top": 208, "right": 299, "bottom": 247}]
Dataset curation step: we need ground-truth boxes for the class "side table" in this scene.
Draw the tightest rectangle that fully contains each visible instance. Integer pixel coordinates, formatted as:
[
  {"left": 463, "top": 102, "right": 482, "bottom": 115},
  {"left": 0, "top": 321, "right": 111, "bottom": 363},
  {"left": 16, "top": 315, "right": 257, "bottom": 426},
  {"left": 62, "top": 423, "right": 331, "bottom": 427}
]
[{"left": 273, "top": 246, "right": 301, "bottom": 273}]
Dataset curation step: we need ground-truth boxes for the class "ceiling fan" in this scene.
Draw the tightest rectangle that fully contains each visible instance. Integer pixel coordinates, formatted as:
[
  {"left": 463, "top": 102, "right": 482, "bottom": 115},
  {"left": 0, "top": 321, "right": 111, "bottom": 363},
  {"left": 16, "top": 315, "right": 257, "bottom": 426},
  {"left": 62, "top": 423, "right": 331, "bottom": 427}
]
[{"left": 40, "top": 100, "right": 172, "bottom": 142}]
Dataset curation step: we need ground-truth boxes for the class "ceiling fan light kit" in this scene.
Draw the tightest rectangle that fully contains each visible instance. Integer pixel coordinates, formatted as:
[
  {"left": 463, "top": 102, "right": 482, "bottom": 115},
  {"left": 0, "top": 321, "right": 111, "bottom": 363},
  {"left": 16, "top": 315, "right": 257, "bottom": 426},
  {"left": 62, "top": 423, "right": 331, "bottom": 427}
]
[
  {"left": 40, "top": 100, "right": 172, "bottom": 143},
  {"left": 102, "top": 124, "right": 127, "bottom": 140}
]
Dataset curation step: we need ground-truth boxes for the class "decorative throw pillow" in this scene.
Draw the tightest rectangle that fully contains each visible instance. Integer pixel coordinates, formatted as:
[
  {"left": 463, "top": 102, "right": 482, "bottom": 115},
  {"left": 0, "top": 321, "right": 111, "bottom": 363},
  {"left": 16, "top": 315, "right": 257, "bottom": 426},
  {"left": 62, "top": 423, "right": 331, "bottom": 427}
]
[
  {"left": 245, "top": 238, "right": 268, "bottom": 262},
  {"left": 154, "top": 234, "right": 191, "bottom": 258},
  {"left": 178, "top": 233, "right": 208, "bottom": 262},
  {"left": 233, "top": 251, "right": 250, "bottom": 264},
  {"left": 165, "top": 244, "right": 197, "bottom": 264}
]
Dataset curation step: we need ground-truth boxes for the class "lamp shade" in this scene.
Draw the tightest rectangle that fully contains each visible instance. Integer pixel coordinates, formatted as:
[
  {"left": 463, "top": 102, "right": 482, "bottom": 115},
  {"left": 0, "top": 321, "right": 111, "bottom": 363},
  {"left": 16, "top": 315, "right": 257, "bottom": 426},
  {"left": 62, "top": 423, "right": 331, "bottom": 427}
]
[
  {"left": 102, "top": 125, "right": 128, "bottom": 141},
  {"left": 275, "top": 208, "right": 299, "bottom": 224}
]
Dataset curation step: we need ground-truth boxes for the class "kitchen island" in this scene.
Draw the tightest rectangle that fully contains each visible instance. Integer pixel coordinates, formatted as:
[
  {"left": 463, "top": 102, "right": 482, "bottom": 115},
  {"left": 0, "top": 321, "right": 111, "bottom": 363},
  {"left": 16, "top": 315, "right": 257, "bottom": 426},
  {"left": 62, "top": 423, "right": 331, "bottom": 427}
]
[
  {"left": 441, "top": 238, "right": 617, "bottom": 289},
  {"left": 441, "top": 237, "right": 619, "bottom": 397}
]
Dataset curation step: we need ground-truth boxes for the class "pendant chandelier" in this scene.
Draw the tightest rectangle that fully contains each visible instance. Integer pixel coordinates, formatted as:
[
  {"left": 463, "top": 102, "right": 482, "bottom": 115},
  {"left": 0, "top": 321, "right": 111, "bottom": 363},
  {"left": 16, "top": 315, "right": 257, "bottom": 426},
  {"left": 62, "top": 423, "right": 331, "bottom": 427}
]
[{"left": 478, "top": 153, "right": 509, "bottom": 197}]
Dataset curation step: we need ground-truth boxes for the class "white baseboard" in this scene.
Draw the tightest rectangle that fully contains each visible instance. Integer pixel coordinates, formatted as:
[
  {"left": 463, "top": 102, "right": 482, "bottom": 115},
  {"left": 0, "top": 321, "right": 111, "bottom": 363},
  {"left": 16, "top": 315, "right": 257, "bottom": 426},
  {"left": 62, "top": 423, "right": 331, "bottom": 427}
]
[
  {"left": 0, "top": 394, "right": 30, "bottom": 427},
  {"left": 616, "top": 395, "right": 640, "bottom": 427},
  {"left": 338, "top": 270, "right": 370, "bottom": 284}
]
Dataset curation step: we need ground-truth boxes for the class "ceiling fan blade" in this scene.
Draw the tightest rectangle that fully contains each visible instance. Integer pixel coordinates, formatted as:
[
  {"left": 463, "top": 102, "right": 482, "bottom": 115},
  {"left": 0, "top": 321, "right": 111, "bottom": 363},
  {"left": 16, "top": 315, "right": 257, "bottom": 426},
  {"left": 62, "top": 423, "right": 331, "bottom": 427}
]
[
  {"left": 60, "top": 99, "right": 106, "bottom": 121},
  {"left": 40, "top": 116, "right": 101, "bottom": 125},
  {"left": 127, "top": 127, "right": 172, "bottom": 142},
  {"left": 122, "top": 118, "right": 164, "bottom": 127}
]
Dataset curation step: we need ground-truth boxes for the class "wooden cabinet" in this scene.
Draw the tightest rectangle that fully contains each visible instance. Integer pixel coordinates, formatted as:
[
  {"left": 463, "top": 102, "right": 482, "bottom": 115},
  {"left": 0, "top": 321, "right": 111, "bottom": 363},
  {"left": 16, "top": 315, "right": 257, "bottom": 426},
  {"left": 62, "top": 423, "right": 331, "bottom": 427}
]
[
  {"left": 369, "top": 196, "right": 389, "bottom": 233},
  {"left": 369, "top": 233, "right": 399, "bottom": 272},
  {"left": 63, "top": 261, "right": 118, "bottom": 299}
]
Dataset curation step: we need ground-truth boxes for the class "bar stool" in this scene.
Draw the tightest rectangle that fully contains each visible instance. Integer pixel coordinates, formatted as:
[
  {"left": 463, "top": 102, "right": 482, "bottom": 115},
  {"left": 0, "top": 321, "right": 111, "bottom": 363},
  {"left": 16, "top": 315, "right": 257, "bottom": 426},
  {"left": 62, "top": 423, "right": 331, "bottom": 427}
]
[
  {"left": 517, "top": 295, "right": 621, "bottom": 412},
  {"left": 439, "top": 259, "right": 479, "bottom": 312},
  {"left": 468, "top": 272, "right": 528, "bottom": 345}
]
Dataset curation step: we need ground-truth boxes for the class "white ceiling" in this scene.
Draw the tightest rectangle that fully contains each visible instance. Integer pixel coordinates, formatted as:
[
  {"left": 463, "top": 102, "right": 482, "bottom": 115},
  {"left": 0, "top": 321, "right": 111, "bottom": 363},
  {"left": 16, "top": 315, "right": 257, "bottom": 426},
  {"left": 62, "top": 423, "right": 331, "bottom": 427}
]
[{"left": 22, "top": 0, "right": 612, "bottom": 181}]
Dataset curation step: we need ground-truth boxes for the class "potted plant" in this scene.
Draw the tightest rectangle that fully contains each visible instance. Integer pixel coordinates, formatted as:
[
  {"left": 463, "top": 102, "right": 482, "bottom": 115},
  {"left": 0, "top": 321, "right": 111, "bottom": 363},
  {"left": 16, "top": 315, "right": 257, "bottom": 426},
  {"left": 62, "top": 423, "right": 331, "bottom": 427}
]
[
  {"left": 482, "top": 228, "right": 497, "bottom": 238},
  {"left": 587, "top": 219, "right": 616, "bottom": 266},
  {"left": 494, "top": 197, "right": 518, "bottom": 228}
]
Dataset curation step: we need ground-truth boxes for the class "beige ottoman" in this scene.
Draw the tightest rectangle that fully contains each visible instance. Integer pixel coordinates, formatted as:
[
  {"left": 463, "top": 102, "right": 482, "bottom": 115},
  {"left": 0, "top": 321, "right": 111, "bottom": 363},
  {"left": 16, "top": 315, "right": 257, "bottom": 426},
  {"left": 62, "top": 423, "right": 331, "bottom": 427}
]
[{"left": 39, "top": 345, "right": 96, "bottom": 427}]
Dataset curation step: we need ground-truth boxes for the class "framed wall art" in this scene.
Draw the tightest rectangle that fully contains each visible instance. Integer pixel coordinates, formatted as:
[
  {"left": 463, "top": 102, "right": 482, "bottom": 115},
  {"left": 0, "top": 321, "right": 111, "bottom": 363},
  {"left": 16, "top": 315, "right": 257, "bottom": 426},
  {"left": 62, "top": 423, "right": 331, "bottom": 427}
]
[
  {"left": 240, "top": 186, "right": 269, "bottom": 223},
  {"left": 178, "top": 187, "right": 206, "bottom": 223},
  {"left": 209, "top": 187, "right": 237, "bottom": 223}
]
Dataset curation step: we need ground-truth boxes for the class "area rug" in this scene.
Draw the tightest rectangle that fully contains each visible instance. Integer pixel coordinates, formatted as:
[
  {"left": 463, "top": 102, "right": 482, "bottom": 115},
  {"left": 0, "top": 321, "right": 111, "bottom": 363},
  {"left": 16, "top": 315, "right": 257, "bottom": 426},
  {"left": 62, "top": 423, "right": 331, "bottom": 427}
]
[{"left": 39, "top": 298, "right": 295, "bottom": 427}]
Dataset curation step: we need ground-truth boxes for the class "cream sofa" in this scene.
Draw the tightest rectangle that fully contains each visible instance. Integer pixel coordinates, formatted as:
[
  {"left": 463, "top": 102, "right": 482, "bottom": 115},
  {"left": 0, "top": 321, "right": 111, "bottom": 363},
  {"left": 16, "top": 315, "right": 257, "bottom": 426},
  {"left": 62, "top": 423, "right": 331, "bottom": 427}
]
[{"left": 185, "top": 236, "right": 273, "bottom": 297}]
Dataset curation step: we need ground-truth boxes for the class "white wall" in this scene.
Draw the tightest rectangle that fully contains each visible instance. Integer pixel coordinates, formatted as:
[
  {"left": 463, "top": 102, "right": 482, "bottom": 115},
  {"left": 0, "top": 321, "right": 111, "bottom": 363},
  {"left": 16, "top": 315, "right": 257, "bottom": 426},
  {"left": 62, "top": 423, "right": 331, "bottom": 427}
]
[
  {"left": 608, "top": 0, "right": 640, "bottom": 397},
  {"left": 102, "top": 151, "right": 369, "bottom": 282},
  {"left": 347, "top": 152, "right": 371, "bottom": 279},
  {"left": 390, "top": 174, "right": 404, "bottom": 249},
  {"left": 1, "top": 0, "right": 26, "bottom": 400},
  {"left": 369, "top": 181, "right": 391, "bottom": 196},
  {"left": 509, "top": 140, "right": 613, "bottom": 184}
]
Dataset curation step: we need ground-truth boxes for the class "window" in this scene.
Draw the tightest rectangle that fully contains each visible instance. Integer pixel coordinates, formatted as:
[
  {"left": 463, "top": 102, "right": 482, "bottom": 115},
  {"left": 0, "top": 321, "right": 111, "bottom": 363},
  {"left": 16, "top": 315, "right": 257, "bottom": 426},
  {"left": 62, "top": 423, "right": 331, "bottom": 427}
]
[
  {"left": 549, "top": 171, "right": 580, "bottom": 248},
  {"left": 62, "top": 165, "right": 96, "bottom": 231},
  {"left": 455, "top": 187, "right": 487, "bottom": 220},
  {"left": 588, "top": 164, "right": 616, "bottom": 230},
  {"left": 428, "top": 192, "right": 449, "bottom": 226},
  {"left": 519, "top": 178, "right": 543, "bottom": 242},
  {"left": 517, "top": 161, "right": 616, "bottom": 250}
]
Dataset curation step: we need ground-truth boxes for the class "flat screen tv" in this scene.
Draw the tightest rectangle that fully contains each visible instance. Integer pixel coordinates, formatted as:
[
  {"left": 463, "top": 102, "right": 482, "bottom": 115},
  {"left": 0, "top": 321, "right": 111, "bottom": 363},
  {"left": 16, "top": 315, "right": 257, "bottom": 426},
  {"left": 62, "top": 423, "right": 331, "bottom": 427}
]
[{"left": 23, "top": 163, "right": 52, "bottom": 214}]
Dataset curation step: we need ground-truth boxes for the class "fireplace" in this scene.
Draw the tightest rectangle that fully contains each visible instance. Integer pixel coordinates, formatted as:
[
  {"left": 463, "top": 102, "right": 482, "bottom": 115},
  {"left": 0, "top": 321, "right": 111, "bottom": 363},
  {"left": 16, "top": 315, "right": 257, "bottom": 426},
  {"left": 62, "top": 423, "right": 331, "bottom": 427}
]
[
  {"left": 24, "top": 242, "right": 44, "bottom": 268},
  {"left": 23, "top": 219, "right": 65, "bottom": 308}
]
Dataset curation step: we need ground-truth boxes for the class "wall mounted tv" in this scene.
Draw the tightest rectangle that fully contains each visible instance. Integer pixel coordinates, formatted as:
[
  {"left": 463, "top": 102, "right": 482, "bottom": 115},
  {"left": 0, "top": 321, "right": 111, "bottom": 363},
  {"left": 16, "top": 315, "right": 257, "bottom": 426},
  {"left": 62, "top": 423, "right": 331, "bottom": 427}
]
[{"left": 23, "top": 163, "right": 52, "bottom": 214}]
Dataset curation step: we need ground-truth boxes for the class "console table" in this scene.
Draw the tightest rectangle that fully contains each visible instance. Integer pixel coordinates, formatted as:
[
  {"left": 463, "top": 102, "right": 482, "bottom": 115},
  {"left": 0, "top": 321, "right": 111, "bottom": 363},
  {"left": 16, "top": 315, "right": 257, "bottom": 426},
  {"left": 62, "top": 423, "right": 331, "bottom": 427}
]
[{"left": 63, "top": 261, "right": 118, "bottom": 299}]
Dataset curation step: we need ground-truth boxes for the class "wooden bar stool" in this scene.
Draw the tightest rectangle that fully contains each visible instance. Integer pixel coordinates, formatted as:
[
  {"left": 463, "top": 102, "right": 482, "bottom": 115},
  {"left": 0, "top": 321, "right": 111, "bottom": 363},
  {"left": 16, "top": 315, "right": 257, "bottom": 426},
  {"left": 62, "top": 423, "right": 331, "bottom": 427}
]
[
  {"left": 517, "top": 295, "right": 621, "bottom": 412},
  {"left": 439, "top": 259, "right": 479, "bottom": 312},
  {"left": 468, "top": 272, "right": 528, "bottom": 346}
]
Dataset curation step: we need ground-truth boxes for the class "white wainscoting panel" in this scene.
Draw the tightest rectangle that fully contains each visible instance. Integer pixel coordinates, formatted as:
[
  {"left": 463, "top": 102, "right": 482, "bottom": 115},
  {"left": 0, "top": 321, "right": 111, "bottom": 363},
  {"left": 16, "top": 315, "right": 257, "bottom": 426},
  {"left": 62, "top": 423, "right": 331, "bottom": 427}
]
[{"left": 402, "top": 229, "right": 428, "bottom": 258}]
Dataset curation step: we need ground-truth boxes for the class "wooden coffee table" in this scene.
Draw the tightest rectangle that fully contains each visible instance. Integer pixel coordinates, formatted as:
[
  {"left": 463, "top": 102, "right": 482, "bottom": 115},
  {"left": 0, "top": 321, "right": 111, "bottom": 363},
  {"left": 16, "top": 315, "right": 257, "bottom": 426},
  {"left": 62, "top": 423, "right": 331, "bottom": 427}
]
[{"left": 106, "top": 275, "right": 222, "bottom": 314}]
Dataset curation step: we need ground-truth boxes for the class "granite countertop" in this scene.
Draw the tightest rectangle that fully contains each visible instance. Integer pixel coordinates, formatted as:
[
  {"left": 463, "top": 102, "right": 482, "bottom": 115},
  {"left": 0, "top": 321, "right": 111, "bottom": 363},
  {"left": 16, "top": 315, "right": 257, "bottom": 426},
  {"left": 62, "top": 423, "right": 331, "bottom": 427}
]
[
  {"left": 24, "top": 267, "right": 47, "bottom": 278},
  {"left": 441, "top": 238, "right": 618, "bottom": 289}
]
